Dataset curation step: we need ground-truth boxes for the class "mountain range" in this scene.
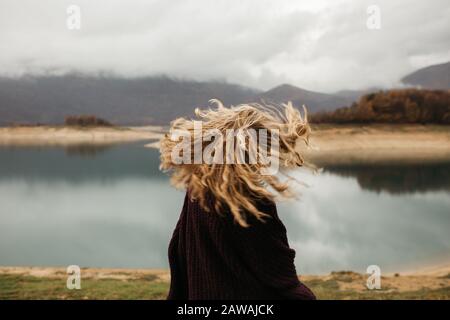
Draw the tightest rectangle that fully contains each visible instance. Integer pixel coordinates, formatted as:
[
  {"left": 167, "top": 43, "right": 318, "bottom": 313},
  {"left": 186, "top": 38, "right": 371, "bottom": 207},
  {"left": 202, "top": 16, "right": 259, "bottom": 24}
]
[
  {"left": 0, "top": 75, "right": 352, "bottom": 125},
  {"left": 0, "top": 61, "right": 448, "bottom": 125}
]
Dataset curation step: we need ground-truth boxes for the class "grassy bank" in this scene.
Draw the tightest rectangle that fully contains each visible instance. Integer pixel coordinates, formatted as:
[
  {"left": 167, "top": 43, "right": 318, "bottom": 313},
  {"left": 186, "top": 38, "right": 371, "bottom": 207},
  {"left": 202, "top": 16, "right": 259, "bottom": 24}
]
[
  {"left": 0, "top": 274, "right": 169, "bottom": 300},
  {"left": 1, "top": 267, "right": 449, "bottom": 300}
]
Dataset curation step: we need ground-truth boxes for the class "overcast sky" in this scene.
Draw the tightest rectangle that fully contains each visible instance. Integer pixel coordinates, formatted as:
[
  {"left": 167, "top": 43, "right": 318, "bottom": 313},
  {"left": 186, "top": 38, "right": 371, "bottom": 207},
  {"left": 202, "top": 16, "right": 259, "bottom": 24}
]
[{"left": 0, "top": 0, "right": 449, "bottom": 92}]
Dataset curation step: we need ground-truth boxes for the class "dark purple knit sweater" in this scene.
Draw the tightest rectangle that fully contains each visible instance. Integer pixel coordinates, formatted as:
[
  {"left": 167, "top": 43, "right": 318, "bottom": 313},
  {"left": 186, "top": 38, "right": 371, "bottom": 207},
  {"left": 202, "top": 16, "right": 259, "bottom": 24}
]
[{"left": 167, "top": 191, "right": 316, "bottom": 300}]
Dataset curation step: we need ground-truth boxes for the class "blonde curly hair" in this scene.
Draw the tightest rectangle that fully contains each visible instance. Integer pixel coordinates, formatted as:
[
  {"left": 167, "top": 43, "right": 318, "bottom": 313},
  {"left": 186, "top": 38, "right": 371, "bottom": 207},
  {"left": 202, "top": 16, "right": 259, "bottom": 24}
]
[{"left": 160, "top": 99, "right": 310, "bottom": 227}]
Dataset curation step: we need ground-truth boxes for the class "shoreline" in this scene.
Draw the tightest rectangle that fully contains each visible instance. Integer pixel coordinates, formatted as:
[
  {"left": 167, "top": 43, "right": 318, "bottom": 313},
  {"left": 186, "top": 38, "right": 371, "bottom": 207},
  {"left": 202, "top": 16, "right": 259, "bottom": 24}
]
[
  {"left": 1, "top": 124, "right": 449, "bottom": 152},
  {"left": 0, "top": 125, "right": 164, "bottom": 147},
  {"left": 1, "top": 124, "right": 450, "bottom": 165},
  {"left": 304, "top": 124, "right": 450, "bottom": 166},
  {"left": 144, "top": 124, "right": 450, "bottom": 164}
]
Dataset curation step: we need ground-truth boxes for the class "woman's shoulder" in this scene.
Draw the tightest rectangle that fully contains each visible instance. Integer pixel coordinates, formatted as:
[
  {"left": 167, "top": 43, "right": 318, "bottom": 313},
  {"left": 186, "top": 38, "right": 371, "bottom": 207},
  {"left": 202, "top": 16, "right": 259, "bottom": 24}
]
[{"left": 185, "top": 189, "right": 283, "bottom": 227}]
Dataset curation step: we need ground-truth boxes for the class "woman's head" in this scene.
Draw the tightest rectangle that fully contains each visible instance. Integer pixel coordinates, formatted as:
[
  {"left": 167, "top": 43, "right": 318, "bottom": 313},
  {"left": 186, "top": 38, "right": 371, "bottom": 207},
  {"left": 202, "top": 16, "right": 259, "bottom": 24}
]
[{"left": 160, "top": 99, "right": 310, "bottom": 226}]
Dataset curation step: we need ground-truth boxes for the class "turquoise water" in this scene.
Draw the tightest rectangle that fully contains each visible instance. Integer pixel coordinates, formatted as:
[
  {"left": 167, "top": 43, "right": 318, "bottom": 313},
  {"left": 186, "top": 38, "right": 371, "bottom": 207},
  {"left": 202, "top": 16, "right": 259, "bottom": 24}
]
[{"left": 0, "top": 142, "right": 449, "bottom": 274}]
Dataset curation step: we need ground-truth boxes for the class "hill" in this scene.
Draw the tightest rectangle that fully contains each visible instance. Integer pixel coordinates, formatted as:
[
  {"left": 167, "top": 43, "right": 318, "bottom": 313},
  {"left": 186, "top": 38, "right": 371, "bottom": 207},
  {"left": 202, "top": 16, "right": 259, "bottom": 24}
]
[
  {"left": 250, "top": 84, "right": 352, "bottom": 113},
  {"left": 401, "top": 61, "right": 450, "bottom": 90}
]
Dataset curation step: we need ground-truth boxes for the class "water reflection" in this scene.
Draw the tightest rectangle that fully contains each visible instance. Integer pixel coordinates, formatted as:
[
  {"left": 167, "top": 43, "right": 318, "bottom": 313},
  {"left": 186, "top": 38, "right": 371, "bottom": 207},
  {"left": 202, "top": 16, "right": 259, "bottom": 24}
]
[
  {"left": 0, "top": 143, "right": 449, "bottom": 274},
  {"left": 64, "top": 144, "right": 113, "bottom": 157},
  {"left": 0, "top": 142, "right": 164, "bottom": 182},
  {"left": 324, "top": 162, "right": 450, "bottom": 194},
  {"left": 282, "top": 169, "right": 450, "bottom": 274}
]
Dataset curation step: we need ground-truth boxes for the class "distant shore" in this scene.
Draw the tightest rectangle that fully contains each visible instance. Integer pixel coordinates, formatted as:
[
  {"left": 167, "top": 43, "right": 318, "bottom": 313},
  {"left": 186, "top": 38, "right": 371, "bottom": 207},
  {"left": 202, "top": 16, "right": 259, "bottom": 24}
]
[
  {"left": 1, "top": 124, "right": 450, "bottom": 165},
  {"left": 304, "top": 124, "right": 450, "bottom": 166},
  {"left": 1, "top": 263, "right": 449, "bottom": 299},
  {"left": 0, "top": 125, "right": 164, "bottom": 147},
  {"left": 144, "top": 124, "right": 450, "bottom": 165}
]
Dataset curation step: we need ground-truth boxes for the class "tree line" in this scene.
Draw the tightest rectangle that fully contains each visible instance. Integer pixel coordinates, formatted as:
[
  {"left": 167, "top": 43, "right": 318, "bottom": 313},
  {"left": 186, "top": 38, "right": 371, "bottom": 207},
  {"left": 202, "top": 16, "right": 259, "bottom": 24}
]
[
  {"left": 64, "top": 115, "right": 113, "bottom": 127},
  {"left": 310, "top": 89, "right": 450, "bottom": 124}
]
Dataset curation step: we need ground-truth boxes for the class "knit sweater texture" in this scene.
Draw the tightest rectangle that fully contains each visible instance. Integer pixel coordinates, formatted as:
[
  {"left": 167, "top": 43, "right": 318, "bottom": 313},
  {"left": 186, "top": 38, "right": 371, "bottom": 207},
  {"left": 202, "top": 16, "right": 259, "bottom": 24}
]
[{"left": 167, "top": 191, "right": 316, "bottom": 300}]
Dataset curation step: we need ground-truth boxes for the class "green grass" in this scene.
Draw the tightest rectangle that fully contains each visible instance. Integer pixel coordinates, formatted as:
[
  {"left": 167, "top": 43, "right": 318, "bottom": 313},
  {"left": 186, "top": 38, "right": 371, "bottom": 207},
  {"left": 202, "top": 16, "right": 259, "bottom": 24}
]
[
  {"left": 0, "top": 274, "right": 168, "bottom": 300},
  {"left": 1, "top": 274, "right": 449, "bottom": 300}
]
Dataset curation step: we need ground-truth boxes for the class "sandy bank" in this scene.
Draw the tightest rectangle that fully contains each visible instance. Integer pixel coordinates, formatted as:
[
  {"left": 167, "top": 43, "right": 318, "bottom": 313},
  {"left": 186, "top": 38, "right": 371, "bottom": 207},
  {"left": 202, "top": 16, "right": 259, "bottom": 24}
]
[
  {"left": 0, "top": 126, "right": 164, "bottom": 147},
  {"left": 304, "top": 125, "right": 450, "bottom": 166},
  {"left": 2, "top": 125, "right": 450, "bottom": 165},
  {"left": 142, "top": 124, "right": 450, "bottom": 165}
]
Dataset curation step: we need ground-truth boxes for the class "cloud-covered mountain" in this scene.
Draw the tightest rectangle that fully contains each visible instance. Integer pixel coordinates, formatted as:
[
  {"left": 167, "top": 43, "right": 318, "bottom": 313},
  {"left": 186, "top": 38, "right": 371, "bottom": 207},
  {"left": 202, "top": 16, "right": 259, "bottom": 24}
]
[
  {"left": 401, "top": 61, "right": 450, "bottom": 90},
  {"left": 1, "top": 61, "right": 448, "bottom": 126},
  {"left": 251, "top": 84, "right": 352, "bottom": 112},
  {"left": 0, "top": 76, "right": 354, "bottom": 126},
  {"left": 0, "top": 75, "right": 260, "bottom": 126}
]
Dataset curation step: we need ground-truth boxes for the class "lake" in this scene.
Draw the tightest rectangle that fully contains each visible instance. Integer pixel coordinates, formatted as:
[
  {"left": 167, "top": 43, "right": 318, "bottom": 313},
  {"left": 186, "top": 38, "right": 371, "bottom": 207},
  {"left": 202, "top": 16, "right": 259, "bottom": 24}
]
[{"left": 0, "top": 141, "right": 449, "bottom": 275}]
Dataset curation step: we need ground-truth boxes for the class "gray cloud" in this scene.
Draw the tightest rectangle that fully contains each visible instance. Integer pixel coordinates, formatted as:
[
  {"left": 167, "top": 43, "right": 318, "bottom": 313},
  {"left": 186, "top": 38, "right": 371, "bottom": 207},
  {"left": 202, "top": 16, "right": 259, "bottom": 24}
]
[{"left": 0, "top": 0, "right": 449, "bottom": 92}]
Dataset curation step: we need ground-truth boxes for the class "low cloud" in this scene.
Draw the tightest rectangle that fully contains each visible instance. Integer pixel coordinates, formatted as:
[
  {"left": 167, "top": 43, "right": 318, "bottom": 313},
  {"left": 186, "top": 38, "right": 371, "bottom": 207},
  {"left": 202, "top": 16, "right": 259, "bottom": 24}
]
[{"left": 0, "top": 0, "right": 449, "bottom": 92}]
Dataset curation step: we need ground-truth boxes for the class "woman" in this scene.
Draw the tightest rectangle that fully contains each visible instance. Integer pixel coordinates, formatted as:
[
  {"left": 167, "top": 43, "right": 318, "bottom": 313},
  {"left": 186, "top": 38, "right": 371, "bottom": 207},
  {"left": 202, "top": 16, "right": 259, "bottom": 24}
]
[{"left": 160, "top": 100, "right": 315, "bottom": 300}]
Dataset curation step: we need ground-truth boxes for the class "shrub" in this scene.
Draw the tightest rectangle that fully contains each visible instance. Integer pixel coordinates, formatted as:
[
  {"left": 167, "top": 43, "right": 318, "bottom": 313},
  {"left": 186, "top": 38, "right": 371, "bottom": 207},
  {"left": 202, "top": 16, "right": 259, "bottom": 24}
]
[{"left": 64, "top": 115, "right": 113, "bottom": 127}]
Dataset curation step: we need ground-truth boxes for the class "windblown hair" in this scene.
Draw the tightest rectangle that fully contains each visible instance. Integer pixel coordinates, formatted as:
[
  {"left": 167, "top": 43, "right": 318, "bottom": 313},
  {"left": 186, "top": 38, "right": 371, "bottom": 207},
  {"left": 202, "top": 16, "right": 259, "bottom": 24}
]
[{"left": 160, "top": 100, "right": 310, "bottom": 227}]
